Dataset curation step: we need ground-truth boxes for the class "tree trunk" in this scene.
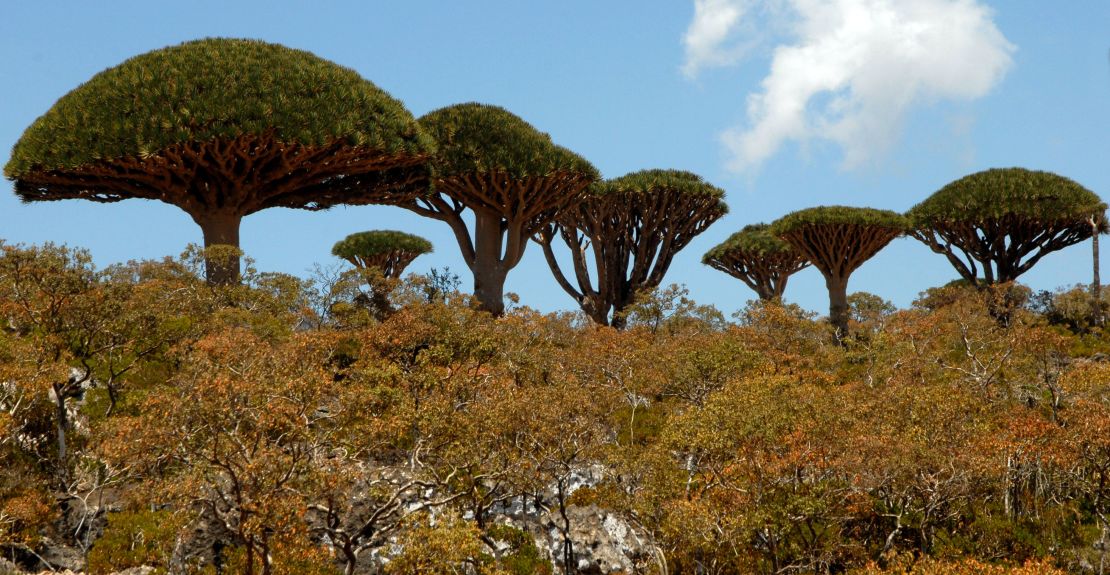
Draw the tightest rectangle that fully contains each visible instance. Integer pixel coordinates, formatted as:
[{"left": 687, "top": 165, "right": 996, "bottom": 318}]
[
  {"left": 556, "top": 479, "right": 575, "bottom": 575},
  {"left": 472, "top": 211, "right": 508, "bottom": 316},
  {"left": 1093, "top": 220, "right": 1102, "bottom": 326},
  {"left": 473, "top": 264, "right": 507, "bottom": 316},
  {"left": 608, "top": 287, "right": 640, "bottom": 330},
  {"left": 193, "top": 211, "right": 243, "bottom": 286},
  {"left": 342, "top": 543, "right": 358, "bottom": 575},
  {"left": 826, "top": 274, "right": 850, "bottom": 343},
  {"left": 53, "top": 382, "right": 68, "bottom": 468}
]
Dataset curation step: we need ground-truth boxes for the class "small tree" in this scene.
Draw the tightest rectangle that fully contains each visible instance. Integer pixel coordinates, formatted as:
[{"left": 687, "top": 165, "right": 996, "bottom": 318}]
[
  {"left": 332, "top": 230, "right": 432, "bottom": 319},
  {"left": 771, "top": 207, "right": 906, "bottom": 341},
  {"left": 907, "top": 168, "right": 1107, "bottom": 288},
  {"left": 332, "top": 230, "right": 433, "bottom": 279},
  {"left": 5, "top": 38, "right": 434, "bottom": 285},
  {"left": 399, "top": 103, "right": 599, "bottom": 316},
  {"left": 537, "top": 170, "right": 727, "bottom": 328},
  {"left": 703, "top": 223, "right": 809, "bottom": 302}
]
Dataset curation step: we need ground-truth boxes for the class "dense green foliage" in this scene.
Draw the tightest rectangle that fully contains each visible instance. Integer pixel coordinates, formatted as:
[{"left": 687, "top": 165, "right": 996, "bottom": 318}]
[
  {"left": 703, "top": 223, "right": 794, "bottom": 261},
  {"left": 331, "top": 230, "right": 433, "bottom": 260},
  {"left": 771, "top": 206, "right": 908, "bottom": 235},
  {"left": 418, "top": 103, "right": 598, "bottom": 180},
  {"left": 594, "top": 169, "right": 727, "bottom": 203},
  {"left": 2, "top": 242, "right": 1109, "bottom": 574},
  {"left": 908, "top": 168, "right": 1106, "bottom": 225},
  {"left": 702, "top": 223, "right": 809, "bottom": 302},
  {"left": 87, "top": 510, "right": 180, "bottom": 574},
  {"left": 5, "top": 38, "right": 433, "bottom": 176},
  {"left": 906, "top": 168, "right": 1106, "bottom": 288}
]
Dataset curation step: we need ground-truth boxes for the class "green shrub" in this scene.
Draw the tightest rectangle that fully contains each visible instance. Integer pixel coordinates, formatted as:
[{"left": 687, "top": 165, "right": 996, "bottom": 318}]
[
  {"left": 485, "top": 524, "right": 552, "bottom": 575},
  {"left": 87, "top": 509, "right": 182, "bottom": 574}
]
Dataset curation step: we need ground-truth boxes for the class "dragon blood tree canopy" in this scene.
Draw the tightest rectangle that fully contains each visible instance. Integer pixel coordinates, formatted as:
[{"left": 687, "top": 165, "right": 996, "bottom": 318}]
[
  {"left": 539, "top": 169, "right": 727, "bottom": 327},
  {"left": 4, "top": 38, "right": 435, "bottom": 284},
  {"left": 332, "top": 230, "right": 433, "bottom": 278},
  {"left": 771, "top": 206, "right": 907, "bottom": 341},
  {"left": 703, "top": 223, "right": 809, "bottom": 302},
  {"left": 907, "top": 167, "right": 1107, "bottom": 286},
  {"left": 402, "top": 102, "right": 599, "bottom": 316}
]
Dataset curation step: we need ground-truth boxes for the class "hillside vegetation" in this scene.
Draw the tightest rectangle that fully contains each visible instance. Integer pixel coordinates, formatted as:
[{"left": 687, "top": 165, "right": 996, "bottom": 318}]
[{"left": 1, "top": 243, "right": 1109, "bottom": 574}]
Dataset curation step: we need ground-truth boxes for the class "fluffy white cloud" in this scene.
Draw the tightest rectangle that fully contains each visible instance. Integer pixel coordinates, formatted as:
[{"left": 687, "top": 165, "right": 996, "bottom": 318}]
[
  {"left": 682, "top": 0, "right": 749, "bottom": 78},
  {"left": 683, "top": 0, "right": 1015, "bottom": 171}
]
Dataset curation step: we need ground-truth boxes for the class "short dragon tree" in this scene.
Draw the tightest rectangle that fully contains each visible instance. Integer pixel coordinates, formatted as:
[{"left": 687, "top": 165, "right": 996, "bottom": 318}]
[
  {"left": 537, "top": 169, "right": 727, "bottom": 328},
  {"left": 771, "top": 207, "right": 906, "bottom": 341},
  {"left": 908, "top": 167, "right": 1107, "bottom": 287},
  {"left": 4, "top": 38, "right": 435, "bottom": 285},
  {"left": 399, "top": 103, "right": 599, "bottom": 316},
  {"left": 702, "top": 223, "right": 809, "bottom": 302},
  {"left": 332, "top": 230, "right": 432, "bottom": 319}
]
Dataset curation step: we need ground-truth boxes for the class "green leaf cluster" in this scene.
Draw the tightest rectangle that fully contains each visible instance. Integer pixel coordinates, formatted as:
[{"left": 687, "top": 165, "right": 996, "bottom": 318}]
[
  {"left": 331, "top": 230, "right": 433, "bottom": 259},
  {"left": 5, "top": 38, "right": 434, "bottom": 176},
  {"left": 86, "top": 509, "right": 182, "bottom": 574},
  {"left": 594, "top": 169, "right": 726, "bottom": 204},
  {"left": 908, "top": 167, "right": 1106, "bottom": 225},
  {"left": 703, "top": 223, "right": 792, "bottom": 262},
  {"left": 771, "top": 206, "right": 907, "bottom": 235},
  {"left": 418, "top": 103, "right": 598, "bottom": 180}
]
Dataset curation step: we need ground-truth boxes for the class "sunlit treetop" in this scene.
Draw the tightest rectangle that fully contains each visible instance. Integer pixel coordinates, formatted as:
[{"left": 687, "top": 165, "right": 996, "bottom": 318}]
[
  {"left": 331, "top": 230, "right": 433, "bottom": 261},
  {"left": 908, "top": 167, "right": 1106, "bottom": 225},
  {"left": 331, "top": 230, "right": 432, "bottom": 280},
  {"left": 771, "top": 206, "right": 906, "bottom": 341},
  {"left": 907, "top": 168, "right": 1106, "bottom": 287},
  {"left": 418, "top": 103, "right": 598, "bottom": 181},
  {"left": 703, "top": 223, "right": 794, "bottom": 262},
  {"left": 701, "top": 223, "right": 808, "bottom": 302},
  {"left": 771, "top": 206, "right": 908, "bottom": 235},
  {"left": 6, "top": 38, "right": 434, "bottom": 176},
  {"left": 594, "top": 169, "right": 727, "bottom": 202}
]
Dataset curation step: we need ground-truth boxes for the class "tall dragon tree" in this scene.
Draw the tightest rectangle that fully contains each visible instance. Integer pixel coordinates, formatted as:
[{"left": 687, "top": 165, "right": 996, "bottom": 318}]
[
  {"left": 537, "top": 170, "right": 727, "bottom": 328},
  {"left": 4, "top": 38, "right": 434, "bottom": 285},
  {"left": 332, "top": 230, "right": 432, "bottom": 320},
  {"left": 400, "top": 103, "right": 598, "bottom": 315},
  {"left": 907, "top": 167, "right": 1107, "bottom": 289},
  {"left": 771, "top": 207, "right": 906, "bottom": 341},
  {"left": 703, "top": 223, "right": 809, "bottom": 302}
]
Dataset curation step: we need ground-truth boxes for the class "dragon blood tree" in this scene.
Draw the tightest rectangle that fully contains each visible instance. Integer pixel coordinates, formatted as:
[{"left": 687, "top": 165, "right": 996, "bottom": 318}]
[
  {"left": 400, "top": 103, "right": 599, "bottom": 316},
  {"left": 908, "top": 167, "right": 1107, "bottom": 287},
  {"left": 332, "top": 230, "right": 432, "bottom": 319},
  {"left": 4, "top": 38, "right": 434, "bottom": 285},
  {"left": 332, "top": 230, "right": 433, "bottom": 278},
  {"left": 702, "top": 223, "right": 809, "bottom": 302},
  {"left": 537, "top": 170, "right": 727, "bottom": 328},
  {"left": 771, "top": 207, "right": 906, "bottom": 341}
]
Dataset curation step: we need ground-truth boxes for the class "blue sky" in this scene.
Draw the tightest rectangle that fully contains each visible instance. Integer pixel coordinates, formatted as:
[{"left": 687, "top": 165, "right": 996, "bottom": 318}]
[{"left": 1, "top": 1, "right": 1108, "bottom": 318}]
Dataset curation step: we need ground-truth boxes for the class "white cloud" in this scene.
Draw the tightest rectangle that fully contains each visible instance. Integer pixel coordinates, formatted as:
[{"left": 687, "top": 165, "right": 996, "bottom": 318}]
[
  {"left": 682, "top": 0, "right": 750, "bottom": 78},
  {"left": 683, "top": 0, "right": 1015, "bottom": 172}
]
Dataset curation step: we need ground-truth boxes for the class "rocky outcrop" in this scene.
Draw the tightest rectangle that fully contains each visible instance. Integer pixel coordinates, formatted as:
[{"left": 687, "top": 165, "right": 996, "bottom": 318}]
[
  {"left": 530, "top": 505, "right": 652, "bottom": 574},
  {"left": 10, "top": 465, "right": 654, "bottom": 575}
]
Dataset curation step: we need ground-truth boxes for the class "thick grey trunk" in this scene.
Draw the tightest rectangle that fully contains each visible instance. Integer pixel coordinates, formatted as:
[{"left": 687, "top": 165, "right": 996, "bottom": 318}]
[
  {"left": 472, "top": 211, "right": 508, "bottom": 316},
  {"left": 826, "top": 274, "right": 850, "bottom": 343},
  {"left": 472, "top": 264, "right": 507, "bottom": 316},
  {"left": 194, "top": 211, "right": 243, "bottom": 286}
]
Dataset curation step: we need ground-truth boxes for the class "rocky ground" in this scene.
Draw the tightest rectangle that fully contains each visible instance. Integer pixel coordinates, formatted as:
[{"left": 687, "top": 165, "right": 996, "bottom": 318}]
[{"left": 1, "top": 466, "right": 654, "bottom": 574}]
